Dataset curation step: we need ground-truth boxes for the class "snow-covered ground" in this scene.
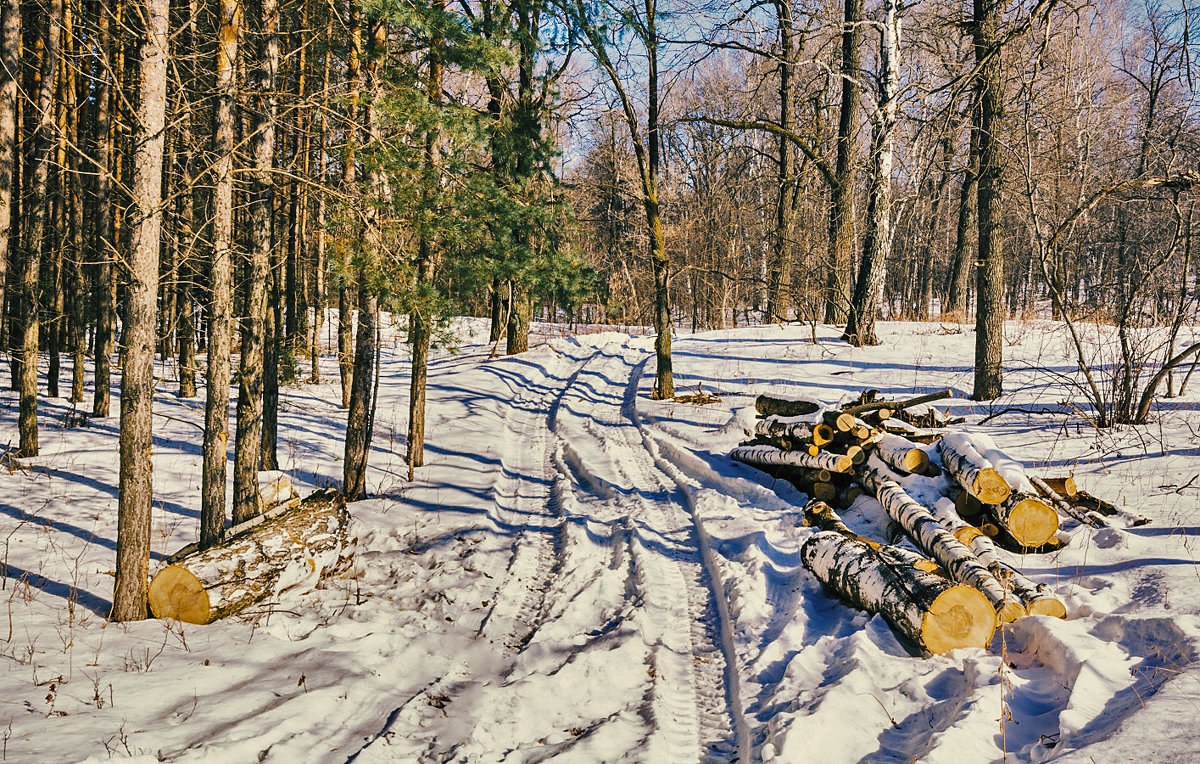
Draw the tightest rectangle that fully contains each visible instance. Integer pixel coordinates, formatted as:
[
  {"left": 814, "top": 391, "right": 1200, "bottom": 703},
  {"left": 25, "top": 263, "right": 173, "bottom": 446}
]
[{"left": 1, "top": 317, "right": 1198, "bottom": 762}]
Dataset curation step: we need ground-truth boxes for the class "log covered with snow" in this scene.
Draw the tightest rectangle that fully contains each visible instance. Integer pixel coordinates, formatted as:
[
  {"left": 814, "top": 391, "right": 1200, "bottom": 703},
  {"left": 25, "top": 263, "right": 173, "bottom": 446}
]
[
  {"left": 938, "top": 433, "right": 1011, "bottom": 504},
  {"left": 857, "top": 457, "right": 1024, "bottom": 623},
  {"left": 873, "top": 432, "right": 929, "bottom": 474},
  {"left": 754, "top": 416, "right": 835, "bottom": 446},
  {"left": 992, "top": 491, "right": 1060, "bottom": 548},
  {"left": 802, "top": 530, "right": 996, "bottom": 654},
  {"left": 149, "top": 489, "right": 352, "bottom": 624},
  {"left": 730, "top": 444, "right": 853, "bottom": 473},
  {"left": 928, "top": 499, "right": 1065, "bottom": 618}
]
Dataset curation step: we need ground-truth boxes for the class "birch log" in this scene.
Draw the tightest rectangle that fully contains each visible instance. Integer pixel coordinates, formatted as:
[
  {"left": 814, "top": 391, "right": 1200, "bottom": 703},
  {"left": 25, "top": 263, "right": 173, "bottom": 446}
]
[
  {"left": 938, "top": 433, "right": 1011, "bottom": 504},
  {"left": 754, "top": 416, "right": 836, "bottom": 446},
  {"left": 873, "top": 432, "right": 929, "bottom": 474},
  {"left": 929, "top": 498, "right": 1065, "bottom": 618},
  {"left": 804, "top": 500, "right": 941, "bottom": 574},
  {"left": 149, "top": 490, "right": 352, "bottom": 624},
  {"left": 858, "top": 457, "right": 1024, "bottom": 622},
  {"left": 802, "top": 530, "right": 996, "bottom": 653},
  {"left": 992, "top": 491, "right": 1060, "bottom": 547},
  {"left": 1031, "top": 476, "right": 1102, "bottom": 528},
  {"left": 731, "top": 444, "right": 853, "bottom": 473}
]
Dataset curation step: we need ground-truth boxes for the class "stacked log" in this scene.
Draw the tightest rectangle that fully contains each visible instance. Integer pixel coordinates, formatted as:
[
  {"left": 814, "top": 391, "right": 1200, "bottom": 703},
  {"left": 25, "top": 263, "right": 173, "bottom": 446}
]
[
  {"left": 802, "top": 529, "right": 996, "bottom": 654},
  {"left": 735, "top": 390, "right": 1100, "bottom": 650}
]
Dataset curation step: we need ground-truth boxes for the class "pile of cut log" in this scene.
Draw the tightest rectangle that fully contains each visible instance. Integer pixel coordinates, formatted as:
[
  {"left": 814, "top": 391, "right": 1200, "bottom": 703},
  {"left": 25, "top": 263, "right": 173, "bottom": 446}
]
[{"left": 733, "top": 389, "right": 1116, "bottom": 655}]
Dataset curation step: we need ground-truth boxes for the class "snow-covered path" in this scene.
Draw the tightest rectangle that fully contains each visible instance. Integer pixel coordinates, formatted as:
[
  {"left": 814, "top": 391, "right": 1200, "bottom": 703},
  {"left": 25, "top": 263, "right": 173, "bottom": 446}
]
[{"left": 1, "top": 319, "right": 1198, "bottom": 763}]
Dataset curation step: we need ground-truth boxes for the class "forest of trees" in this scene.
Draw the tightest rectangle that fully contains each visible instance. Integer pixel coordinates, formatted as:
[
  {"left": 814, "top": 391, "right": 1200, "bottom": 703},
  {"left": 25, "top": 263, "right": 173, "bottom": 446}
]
[{"left": 0, "top": 0, "right": 1198, "bottom": 618}]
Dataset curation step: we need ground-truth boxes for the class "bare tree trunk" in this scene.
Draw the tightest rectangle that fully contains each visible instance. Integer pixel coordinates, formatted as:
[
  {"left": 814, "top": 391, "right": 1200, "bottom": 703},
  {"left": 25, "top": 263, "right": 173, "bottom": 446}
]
[
  {"left": 766, "top": 0, "right": 799, "bottom": 323},
  {"left": 823, "top": 0, "right": 862, "bottom": 325},
  {"left": 972, "top": 0, "right": 1004, "bottom": 401},
  {"left": 112, "top": 0, "right": 169, "bottom": 622},
  {"left": 233, "top": 0, "right": 278, "bottom": 525},
  {"left": 92, "top": 0, "right": 118, "bottom": 419},
  {"left": 310, "top": 20, "right": 331, "bottom": 385},
  {"left": 945, "top": 112, "right": 978, "bottom": 320},
  {"left": 346, "top": 12, "right": 386, "bottom": 494},
  {"left": 200, "top": 0, "right": 239, "bottom": 549},
  {"left": 19, "top": 0, "right": 65, "bottom": 456},
  {"left": 337, "top": 2, "right": 361, "bottom": 411},
  {"left": 844, "top": 0, "right": 899, "bottom": 347},
  {"left": 0, "top": 0, "right": 17, "bottom": 355}
]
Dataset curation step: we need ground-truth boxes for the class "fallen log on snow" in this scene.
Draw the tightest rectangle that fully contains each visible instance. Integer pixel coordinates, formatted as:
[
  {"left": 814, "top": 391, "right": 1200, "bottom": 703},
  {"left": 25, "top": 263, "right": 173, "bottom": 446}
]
[
  {"left": 149, "top": 489, "right": 352, "bottom": 624},
  {"left": 754, "top": 417, "right": 835, "bottom": 446},
  {"left": 1031, "top": 476, "right": 1105, "bottom": 528},
  {"left": 873, "top": 432, "right": 929, "bottom": 474},
  {"left": 927, "top": 498, "right": 1065, "bottom": 618},
  {"left": 730, "top": 444, "right": 853, "bottom": 473},
  {"left": 755, "top": 394, "right": 821, "bottom": 418},
  {"left": 938, "top": 434, "right": 1011, "bottom": 504},
  {"left": 858, "top": 457, "right": 1024, "bottom": 623},
  {"left": 802, "top": 530, "right": 996, "bottom": 654},
  {"left": 992, "top": 492, "right": 1061, "bottom": 548}
]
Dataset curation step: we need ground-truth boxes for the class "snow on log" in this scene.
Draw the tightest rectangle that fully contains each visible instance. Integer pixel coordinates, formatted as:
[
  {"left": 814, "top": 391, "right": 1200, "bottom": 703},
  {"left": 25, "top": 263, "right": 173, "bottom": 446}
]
[
  {"left": 755, "top": 394, "right": 821, "bottom": 418},
  {"left": 801, "top": 530, "right": 996, "bottom": 654},
  {"left": 730, "top": 444, "right": 853, "bottom": 473},
  {"left": 873, "top": 432, "right": 929, "bottom": 474},
  {"left": 992, "top": 491, "right": 1060, "bottom": 548},
  {"left": 754, "top": 416, "right": 835, "bottom": 446},
  {"left": 938, "top": 433, "right": 1011, "bottom": 504},
  {"left": 149, "top": 489, "right": 352, "bottom": 624},
  {"left": 858, "top": 457, "right": 1024, "bottom": 623},
  {"left": 928, "top": 498, "right": 1065, "bottom": 618},
  {"left": 804, "top": 501, "right": 942, "bottom": 574}
]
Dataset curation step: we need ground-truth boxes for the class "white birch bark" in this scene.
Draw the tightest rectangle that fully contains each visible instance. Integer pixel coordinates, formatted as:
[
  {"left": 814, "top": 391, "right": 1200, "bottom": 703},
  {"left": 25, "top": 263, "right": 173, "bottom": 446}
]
[
  {"left": 731, "top": 444, "right": 853, "bottom": 473},
  {"left": 938, "top": 433, "right": 1011, "bottom": 504}
]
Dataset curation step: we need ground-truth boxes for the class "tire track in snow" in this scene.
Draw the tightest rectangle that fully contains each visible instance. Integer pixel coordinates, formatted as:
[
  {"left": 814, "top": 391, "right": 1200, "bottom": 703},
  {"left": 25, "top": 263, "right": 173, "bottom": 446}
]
[
  {"left": 553, "top": 346, "right": 745, "bottom": 761},
  {"left": 351, "top": 345, "right": 594, "bottom": 761}
]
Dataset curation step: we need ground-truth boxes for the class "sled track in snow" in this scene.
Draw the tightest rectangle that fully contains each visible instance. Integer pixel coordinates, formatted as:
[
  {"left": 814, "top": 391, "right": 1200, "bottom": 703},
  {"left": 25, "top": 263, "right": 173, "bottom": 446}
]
[{"left": 551, "top": 347, "right": 748, "bottom": 762}]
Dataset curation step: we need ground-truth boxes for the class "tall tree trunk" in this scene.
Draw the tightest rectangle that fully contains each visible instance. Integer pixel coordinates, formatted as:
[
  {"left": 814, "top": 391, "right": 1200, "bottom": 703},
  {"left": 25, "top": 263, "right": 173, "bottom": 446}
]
[
  {"left": 337, "top": 1, "right": 361, "bottom": 411},
  {"left": 346, "top": 11, "right": 386, "bottom": 494},
  {"left": 233, "top": 0, "right": 278, "bottom": 524},
  {"left": 310, "top": 26, "right": 330, "bottom": 384},
  {"left": 200, "top": 0, "right": 239, "bottom": 549},
  {"left": 261, "top": 236, "right": 280, "bottom": 471},
  {"left": 505, "top": 281, "right": 530, "bottom": 354},
  {"left": 766, "top": 0, "right": 799, "bottom": 323},
  {"left": 645, "top": 0, "right": 673, "bottom": 398},
  {"left": 843, "top": 0, "right": 899, "bottom": 347},
  {"left": 0, "top": 0, "right": 17, "bottom": 356},
  {"left": 112, "top": 0, "right": 169, "bottom": 622},
  {"left": 92, "top": 0, "right": 120, "bottom": 418},
  {"left": 824, "top": 0, "right": 862, "bottom": 325},
  {"left": 945, "top": 108, "right": 978, "bottom": 320},
  {"left": 405, "top": 3, "right": 438, "bottom": 472},
  {"left": 175, "top": 0, "right": 198, "bottom": 399},
  {"left": 972, "top": 0, "right": 1004, "bottom": 401},
  {"left": 19, "top": 0, "right": 65, "bottom": 456}
]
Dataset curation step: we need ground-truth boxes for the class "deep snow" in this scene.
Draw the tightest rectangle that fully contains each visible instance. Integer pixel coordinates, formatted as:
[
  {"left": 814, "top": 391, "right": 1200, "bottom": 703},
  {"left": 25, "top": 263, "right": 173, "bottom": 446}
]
[{"left": 0, "top": 317, "right": 1197, "bottom": 762}]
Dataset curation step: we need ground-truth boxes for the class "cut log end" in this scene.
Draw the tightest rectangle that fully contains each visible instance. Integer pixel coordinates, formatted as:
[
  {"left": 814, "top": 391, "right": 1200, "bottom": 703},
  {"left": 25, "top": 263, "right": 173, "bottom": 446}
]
[
  {"left": 972, "top": 467, "right": 1012, "bottom": 504},
  {"left": 1006, "top": 496, "right": 1060, "bottom": 547},
  {"left": 812, "top": 423, "right": 835, "bottom": 446},
  {"left": 922, "top": 584, "right": 997, "bottom": 653},
  {"left": 903, "top": 448, "right": 929, "bottom": 473},
  {"left": 1026, "top": 598, "right": 1068, "bottom": 619},
  {"left": 148, "top": 565, "right": 210, "bottom": 624},
  {"left": 996, "top": 600, "right": 1027, "bottom": 624}
]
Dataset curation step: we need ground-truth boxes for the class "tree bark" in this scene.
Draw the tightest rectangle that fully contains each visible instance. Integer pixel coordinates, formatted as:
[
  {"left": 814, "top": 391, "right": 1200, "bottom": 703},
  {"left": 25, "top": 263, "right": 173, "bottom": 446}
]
[
  {"left": 18, "top": 0, "right": 65, "bottom": 456},
  {"left": 823, "top": 0, "right": 862, "bottom": 325},
  {"left": 937, "top": 432, "right": 1011, "bottom": 504},
  {"left": 766, "top": 0, "right": 799, "bottom": 323},
  {"left": 233, "top": 0, "right": 278, "bottom": 525},
  {"left": 844, "top": 0, "right": 899, "bottom": 346},
  {"left": 0, "top": 0, "right": 17, "bottom": 357},
  {"left": 337, "top": 2, "right": 361, "bottom": 411},
  {"left": 112, "top": 0, "right": 169, "bottom": 622},
  {"left": 200, "top": 0, "right": 240, "bottom": 550},
  {"left": 91, "top": 1, "right": 118, "bottom": 419},
  {"left": 972, "top": 0, "right": 1005, "bottom": 400}
]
